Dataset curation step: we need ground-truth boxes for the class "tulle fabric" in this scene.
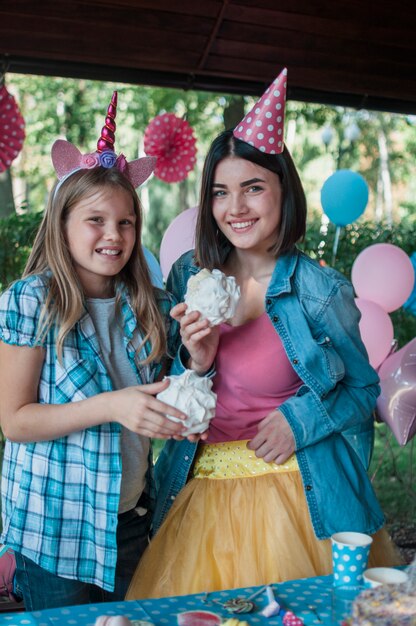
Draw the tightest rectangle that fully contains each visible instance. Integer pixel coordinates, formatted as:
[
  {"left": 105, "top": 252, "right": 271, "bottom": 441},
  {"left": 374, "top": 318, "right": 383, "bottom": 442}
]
[{"left": 126, "top": 442, "right": 402, "bottom": 600}]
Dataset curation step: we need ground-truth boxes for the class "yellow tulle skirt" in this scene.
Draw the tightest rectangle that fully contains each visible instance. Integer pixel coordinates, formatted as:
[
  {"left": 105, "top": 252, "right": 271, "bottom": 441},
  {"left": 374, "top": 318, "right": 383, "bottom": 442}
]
[{"left": 126, "top": 441, "right": 402, "bottom": 600}]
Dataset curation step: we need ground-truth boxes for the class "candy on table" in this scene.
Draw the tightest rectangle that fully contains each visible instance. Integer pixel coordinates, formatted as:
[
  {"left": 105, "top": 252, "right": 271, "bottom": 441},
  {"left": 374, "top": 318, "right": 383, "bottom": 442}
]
[
  {"left": 261, "top": 585, "right": 281, "bottom": 617},
  {"left": 94, "top": 616, "right": 153, "bottom": 626},
  {"left": 262, "top": 601, "right": 281, "bottom": 617},
  {"left": 220, "top": 619, "right": 250, "bottom": 626},
  {"left": 211, "top": 597, "right": 255, "bottom": 614},
  {"left": 95, "top": 617, "right": 133, "bottom": 626},
  {"left": 282, "top": 610, "right": 304, "bottom": 625},
  {"left": 177, "top": 610, "right": 222, "bottom": 626},
  {"left": 221, "top": 598, "right": 255, "bottom": 614}
]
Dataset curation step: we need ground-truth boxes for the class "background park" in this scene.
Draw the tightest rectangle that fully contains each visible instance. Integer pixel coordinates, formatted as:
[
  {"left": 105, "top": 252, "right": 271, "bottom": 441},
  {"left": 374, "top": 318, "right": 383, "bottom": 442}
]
[{"left": 0, "top": 72, "right": 415, "bottom": 563}]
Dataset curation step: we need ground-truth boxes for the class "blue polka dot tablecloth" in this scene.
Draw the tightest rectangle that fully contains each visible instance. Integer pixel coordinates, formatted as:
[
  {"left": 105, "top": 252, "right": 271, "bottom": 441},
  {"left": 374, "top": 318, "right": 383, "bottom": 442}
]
[{"left": 0, "top": 575, "right": 361, "bottom": 626}]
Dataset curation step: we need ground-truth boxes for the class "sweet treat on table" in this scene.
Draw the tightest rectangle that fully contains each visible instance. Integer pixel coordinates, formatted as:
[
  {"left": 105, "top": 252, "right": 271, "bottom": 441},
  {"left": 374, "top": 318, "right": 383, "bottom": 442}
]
[
  {"left": 177, "top": 610, "right": 221, "bottom": 626},
  {"left": 350, "top": 582, "right": 416, "bottom": 625},
  {"left": 261, "top": 600, "right": 280, "bottom": 617},
  {"left": 95, "top": 616, "right": 132, "bottom": 626},
  {"left": 95, "top": 618, "right": 154, "bottom": 626},
  {"left": 282, "top": 611, "right": 304, "bottom": 625},
  {"left": 157, "top": 370, "right": 217, "bottom": 435},
  {"left": 220, "top": 598, "right": 254, "bottom": 613},
  {"left": 184, "top": 268, "right": 240, "bottom": 325},
  {"left": 220, "top": 620, "right": 250, "bottom": 626}
]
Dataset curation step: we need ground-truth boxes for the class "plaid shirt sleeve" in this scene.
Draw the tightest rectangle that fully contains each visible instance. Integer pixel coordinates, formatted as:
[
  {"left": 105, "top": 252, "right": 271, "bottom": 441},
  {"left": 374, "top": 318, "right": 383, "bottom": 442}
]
[{"left": 0, "top": 275, "right": 47, "bottom": 347}]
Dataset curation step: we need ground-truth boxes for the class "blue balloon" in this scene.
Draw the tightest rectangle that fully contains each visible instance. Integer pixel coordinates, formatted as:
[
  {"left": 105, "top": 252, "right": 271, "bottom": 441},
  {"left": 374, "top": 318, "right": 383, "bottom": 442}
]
[
  {"left": 403, "top": 251, "right": 416, "bottom": 316},
  {"left": 321, "top": 169, "right": 369, "bottom": 226},
  {"left": 142, "top": 246, "right": 164, "bottom": 288}
]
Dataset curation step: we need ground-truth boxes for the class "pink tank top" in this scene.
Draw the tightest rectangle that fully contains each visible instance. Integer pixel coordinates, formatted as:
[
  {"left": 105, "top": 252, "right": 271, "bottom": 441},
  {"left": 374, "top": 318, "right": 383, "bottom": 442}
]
[{"left": 205, "top": 312, "right": 302, "bottom": 443}]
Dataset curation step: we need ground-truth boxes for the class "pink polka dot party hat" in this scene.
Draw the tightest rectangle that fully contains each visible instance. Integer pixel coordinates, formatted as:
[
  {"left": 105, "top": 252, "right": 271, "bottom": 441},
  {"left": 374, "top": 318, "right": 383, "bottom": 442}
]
[{"left": 233, "top": 67, "right": 287, "bottom": 154}]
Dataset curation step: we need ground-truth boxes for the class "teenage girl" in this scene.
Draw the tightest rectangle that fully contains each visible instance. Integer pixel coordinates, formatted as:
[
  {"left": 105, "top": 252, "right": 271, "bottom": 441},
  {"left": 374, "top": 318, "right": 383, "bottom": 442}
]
[{"left": 127, "top": 71, "right": 402, "bottom": 599}]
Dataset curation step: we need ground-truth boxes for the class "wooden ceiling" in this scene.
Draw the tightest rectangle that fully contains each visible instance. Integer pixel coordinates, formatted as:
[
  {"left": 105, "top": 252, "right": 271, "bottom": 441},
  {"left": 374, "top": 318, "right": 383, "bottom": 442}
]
[{"left": 1, "top": 0, "right": 416, "bottom": 113}]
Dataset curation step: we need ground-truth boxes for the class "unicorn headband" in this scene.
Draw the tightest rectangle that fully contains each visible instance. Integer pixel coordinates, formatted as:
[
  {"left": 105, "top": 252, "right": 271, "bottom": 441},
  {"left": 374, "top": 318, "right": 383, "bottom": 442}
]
[
  {"left": 233, "top": 67, "right": 287, "bottom": 154},
  {"left": 51, "top": 91, "right": 156, "bottom": 192}
]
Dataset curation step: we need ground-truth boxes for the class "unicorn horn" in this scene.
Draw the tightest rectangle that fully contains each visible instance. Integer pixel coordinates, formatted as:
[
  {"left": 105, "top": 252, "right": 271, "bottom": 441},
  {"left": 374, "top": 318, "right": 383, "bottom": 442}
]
[{"left": 97, "top": 91, "right": 117, "bottom": 153}]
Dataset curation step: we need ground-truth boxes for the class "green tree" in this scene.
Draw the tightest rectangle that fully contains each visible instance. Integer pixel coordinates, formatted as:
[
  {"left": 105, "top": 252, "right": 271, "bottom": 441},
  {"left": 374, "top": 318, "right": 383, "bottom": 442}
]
[{"left": 0, "top": 169, "right": 15, "bottom": 217}]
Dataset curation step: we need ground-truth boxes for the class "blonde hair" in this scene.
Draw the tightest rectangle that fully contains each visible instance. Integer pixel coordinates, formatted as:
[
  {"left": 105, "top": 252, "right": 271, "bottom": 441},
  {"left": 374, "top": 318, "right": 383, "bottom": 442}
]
[{"left": 25, "top": 167, "right": 167, "bottom": 364}]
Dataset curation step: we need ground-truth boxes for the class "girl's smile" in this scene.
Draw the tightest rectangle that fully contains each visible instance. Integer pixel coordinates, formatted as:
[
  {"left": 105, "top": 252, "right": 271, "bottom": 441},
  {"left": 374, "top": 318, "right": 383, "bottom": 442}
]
[
  {"left": 65, "top": 186, "right": 137, "bottom": 297},
  {"left": 212, "top": 156, "right": 282, "bottom": 254},
  {"left": 229, "top": 219, "right": 258, "bottom": 231}
]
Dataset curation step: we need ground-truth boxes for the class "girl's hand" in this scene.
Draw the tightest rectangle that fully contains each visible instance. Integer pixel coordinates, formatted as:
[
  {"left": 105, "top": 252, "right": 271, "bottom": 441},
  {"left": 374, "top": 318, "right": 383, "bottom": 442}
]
[
  {"left": 0, "top": 344, "right": 196, "bottom": 443},
  {"left": 247, "top": 410, "right": 295, "bottom": 464},
  {"left": 171, "top": 303, "right": 219, "bottom": 374},
  {"left": 112, "top": 379, "right": 189, "bottom": 439}
]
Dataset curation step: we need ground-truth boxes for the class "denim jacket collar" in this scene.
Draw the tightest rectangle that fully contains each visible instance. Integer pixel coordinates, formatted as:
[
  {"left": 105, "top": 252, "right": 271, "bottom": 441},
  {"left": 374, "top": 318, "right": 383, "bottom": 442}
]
[{"left": 266, "top": 248, "right": 299, "bottom": 298}]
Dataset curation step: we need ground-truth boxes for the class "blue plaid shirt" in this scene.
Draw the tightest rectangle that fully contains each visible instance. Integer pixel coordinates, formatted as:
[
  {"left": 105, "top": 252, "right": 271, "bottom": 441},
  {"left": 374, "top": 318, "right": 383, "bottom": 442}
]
[{"left": 0, "top": 273, "right": 178, "bottom": 591}]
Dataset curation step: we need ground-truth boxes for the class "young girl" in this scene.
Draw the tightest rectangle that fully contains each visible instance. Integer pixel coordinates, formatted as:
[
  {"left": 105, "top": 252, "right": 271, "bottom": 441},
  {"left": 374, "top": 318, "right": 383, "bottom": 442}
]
[
  {"left": 126, "top": 69, "right": 401, "bottom": 599},
  {"left": 0, "top": 93, "right": 191, "bottom": 610}
]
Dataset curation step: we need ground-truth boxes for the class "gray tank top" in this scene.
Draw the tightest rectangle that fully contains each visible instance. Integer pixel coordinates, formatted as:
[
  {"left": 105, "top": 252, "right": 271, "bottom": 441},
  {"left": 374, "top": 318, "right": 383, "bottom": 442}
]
[{"left": 86, "top": 297, "right": 150, "bottom": 514}]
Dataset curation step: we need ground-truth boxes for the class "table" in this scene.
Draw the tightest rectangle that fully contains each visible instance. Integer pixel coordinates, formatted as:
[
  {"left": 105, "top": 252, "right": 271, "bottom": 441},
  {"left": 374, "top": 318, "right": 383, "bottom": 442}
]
[{"left": 0, "top": 575, "right": 357, "bottom": 626}]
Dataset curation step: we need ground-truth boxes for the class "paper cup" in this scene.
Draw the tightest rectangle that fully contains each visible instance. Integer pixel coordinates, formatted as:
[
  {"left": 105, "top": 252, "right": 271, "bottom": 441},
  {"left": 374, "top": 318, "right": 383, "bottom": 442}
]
[
  {"left": 363, "top": 567, "right": 409, "bottom": 588},
  {"left": 331, "top": 531, "right": 373, "bottom": 587}
]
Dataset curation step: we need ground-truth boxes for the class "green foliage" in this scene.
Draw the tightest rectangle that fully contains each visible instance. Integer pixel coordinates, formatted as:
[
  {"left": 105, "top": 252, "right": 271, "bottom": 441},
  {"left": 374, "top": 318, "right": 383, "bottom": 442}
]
[
  {"left": 0, "top": 207, "right": 414, "bottom": 349},
  {"left": 300, "top": 213, "right": 416, "bottom": 348},
  {"left": 369, "top": 423, "right": 415, "bottom": 525},
  {"left": 0, "top": 211, "right": 42, "bottom": 291},
  {"left": 6, "top": 74, "right": 231, "bottom": 215}
]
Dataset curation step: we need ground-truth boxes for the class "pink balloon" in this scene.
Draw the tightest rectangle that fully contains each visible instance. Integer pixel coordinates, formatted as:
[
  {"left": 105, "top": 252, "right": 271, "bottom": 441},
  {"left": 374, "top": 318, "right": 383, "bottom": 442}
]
[
  {"left": 351, "top": 244, "right": 414, "bottom": 313},
  {"left": 160, "top": 206, "right": 198, "bottom": 279},
  {"left": 355, "top": 298, "right": 394, "bottom": 369},
  {"left": 376, "top": 338, "right": 416, "bottom": 445}
]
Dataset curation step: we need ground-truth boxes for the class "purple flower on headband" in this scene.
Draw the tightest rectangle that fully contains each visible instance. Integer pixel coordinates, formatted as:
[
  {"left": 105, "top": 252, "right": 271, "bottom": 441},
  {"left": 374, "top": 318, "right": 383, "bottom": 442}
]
[
  {"left": 81, "top": 152, "right": 100, "bottom": 169},
  {"left": 99, "top": 150, "right": 117, "bottom": 168},
  {"left": 116, "top": 154, "right": 128, "bottom": 173}
]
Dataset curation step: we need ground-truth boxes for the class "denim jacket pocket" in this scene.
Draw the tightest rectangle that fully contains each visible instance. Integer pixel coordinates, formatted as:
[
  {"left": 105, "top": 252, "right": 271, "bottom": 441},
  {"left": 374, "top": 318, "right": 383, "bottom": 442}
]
[{"left": 314, "top": 332, "right": 345, "bottom": 383}]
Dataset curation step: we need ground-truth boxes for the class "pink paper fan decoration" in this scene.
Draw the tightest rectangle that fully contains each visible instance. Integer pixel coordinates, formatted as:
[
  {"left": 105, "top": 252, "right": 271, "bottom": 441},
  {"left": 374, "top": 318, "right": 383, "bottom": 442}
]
[
  {"left": 0, "top": 85, "right": 25, "bottom": 172},
  {"left": 144, "top": 113, "right": 197, "bottom": 183}
]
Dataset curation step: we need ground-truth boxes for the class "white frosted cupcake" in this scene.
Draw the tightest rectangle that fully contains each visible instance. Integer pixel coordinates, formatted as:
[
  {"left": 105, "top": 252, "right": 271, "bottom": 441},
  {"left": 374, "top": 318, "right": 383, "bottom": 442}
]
[
  {"left": 157, "top": 370, "right": 217, "bottom": 435},
  {"left": 184, "top": 268, "right": 240, "bottom": 325}
]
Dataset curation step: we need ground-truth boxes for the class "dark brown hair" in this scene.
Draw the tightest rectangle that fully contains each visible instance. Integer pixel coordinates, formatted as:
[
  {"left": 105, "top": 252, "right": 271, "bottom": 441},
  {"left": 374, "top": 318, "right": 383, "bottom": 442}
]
[{"left": 195, "top": 129, "right": 307, "bottom": 269}]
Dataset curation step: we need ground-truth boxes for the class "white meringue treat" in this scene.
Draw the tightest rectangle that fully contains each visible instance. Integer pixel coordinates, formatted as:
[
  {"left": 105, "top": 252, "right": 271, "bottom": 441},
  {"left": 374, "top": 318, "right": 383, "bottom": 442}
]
[
  {"left": 184, "top": 268, "right": 240, "bottom": 325},
  {"left": 94, "top": 616, "right": 132, "bottom": 626},
  {"left": 157, "top": 370, "right": 217, "bottom": 435}
]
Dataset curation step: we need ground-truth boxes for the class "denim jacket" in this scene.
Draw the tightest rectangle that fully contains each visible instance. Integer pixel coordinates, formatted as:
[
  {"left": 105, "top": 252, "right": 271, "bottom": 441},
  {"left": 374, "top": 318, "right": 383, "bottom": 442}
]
[{"left": 153, "top": 248, "right": 384, "bottom": 539}]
